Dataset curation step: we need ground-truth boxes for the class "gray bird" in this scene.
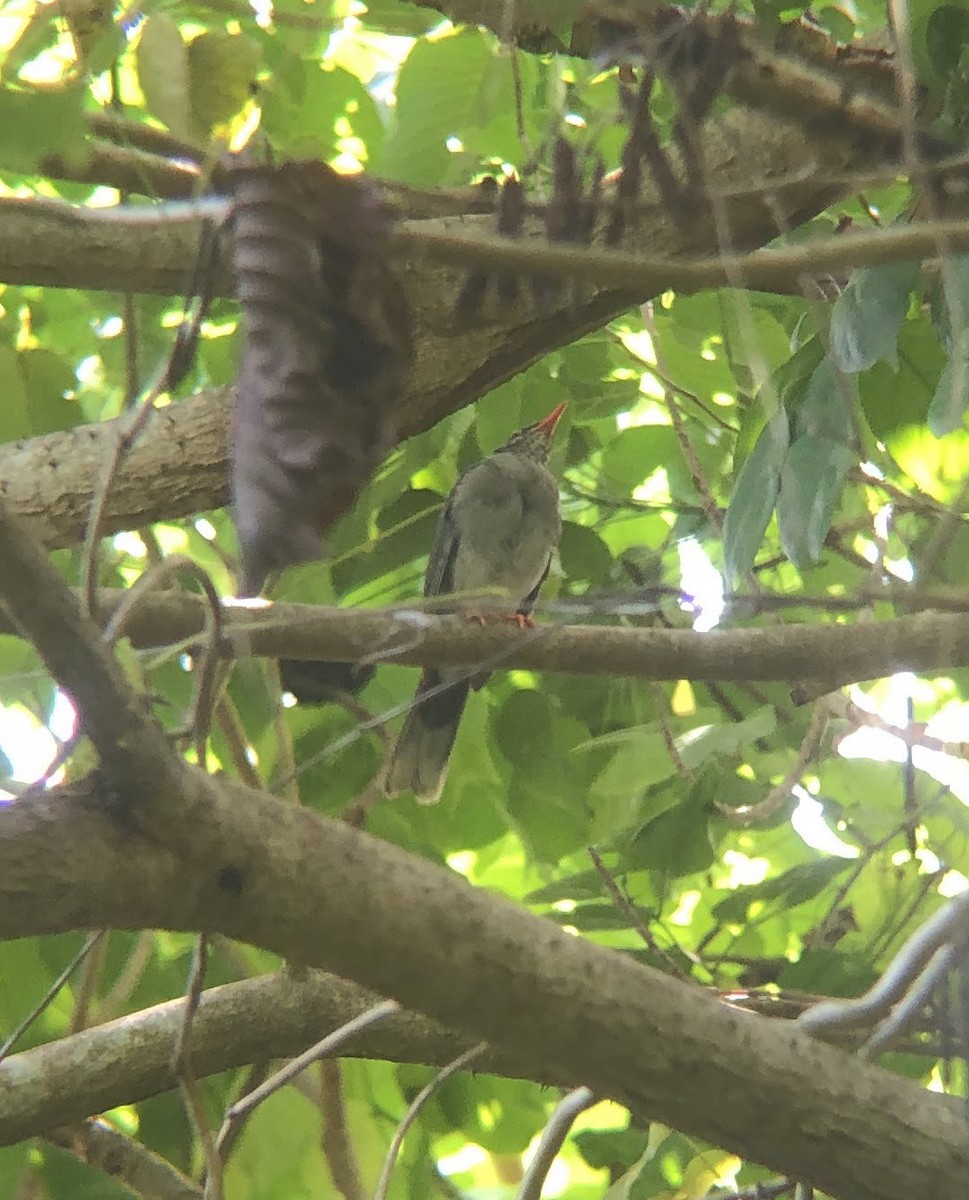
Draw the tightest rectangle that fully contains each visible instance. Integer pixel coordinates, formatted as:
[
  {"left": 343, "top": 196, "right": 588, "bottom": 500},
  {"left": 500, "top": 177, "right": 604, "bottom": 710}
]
[{"left": 384, "top": 401, "right": 566, "bottom": 803}]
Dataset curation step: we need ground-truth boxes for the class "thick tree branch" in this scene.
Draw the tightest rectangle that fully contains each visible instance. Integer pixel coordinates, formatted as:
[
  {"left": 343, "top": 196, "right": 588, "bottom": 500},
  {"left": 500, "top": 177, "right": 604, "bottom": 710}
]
[
  {"left": 0, "top": 970, "right": 565, "bottom": 1146},
  {"left": 1, "top": 588, "right": 959, "bottom": 692},
  {"left": 0, "top": 491, "right": 966, "bottom": 1199},
  {"left": 0, "top": 75, "right": 909, "bottom": 546},
  {"left": 0, "top": 508, "right": 179, "bottom": 788},
  {"left": 1, "top": 774, "right": 968, "bottom": 1200}
]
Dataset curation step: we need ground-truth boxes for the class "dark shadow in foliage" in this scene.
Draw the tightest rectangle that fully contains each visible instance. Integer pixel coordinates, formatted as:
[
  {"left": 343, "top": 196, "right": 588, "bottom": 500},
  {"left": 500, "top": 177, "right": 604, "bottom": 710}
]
[
  {"left": 279, "top": 659, "right": 375, "bottom": 704},
  {"left": 228, "top": 158, "right": 413, "bottom": 595}
]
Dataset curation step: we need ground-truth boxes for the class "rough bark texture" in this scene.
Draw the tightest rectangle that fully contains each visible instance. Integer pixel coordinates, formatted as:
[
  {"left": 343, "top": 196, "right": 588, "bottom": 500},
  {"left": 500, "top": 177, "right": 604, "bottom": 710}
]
[
  {"left": 0, "top": 588, "right": 960, "bottom": 695},
  {"left": 2, "top": 777, "right": 969, "bottom": 1200},
  {"left": 0, "top": 101, "right": 900, "bottom": 545}
]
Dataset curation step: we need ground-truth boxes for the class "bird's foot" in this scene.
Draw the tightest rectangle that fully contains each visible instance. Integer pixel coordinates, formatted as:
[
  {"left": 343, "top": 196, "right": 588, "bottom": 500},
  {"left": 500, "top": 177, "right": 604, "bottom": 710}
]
[{"left": 466, "top": 612, "right": 535, "bottom": 629}]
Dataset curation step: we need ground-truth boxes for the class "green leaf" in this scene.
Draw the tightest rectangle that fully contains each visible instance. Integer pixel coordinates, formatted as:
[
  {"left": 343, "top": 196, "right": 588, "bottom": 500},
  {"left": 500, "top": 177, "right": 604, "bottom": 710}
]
[
  {"left": 262, "top": 63, "right": 384, "bottom": 163},
  {"left": 860, "top": 318, "right": 943, "bottom": 439},
  {"left": 576, "top": 1127, "right": 650, "bottom": 1171},
  {"left": 795, "top": 356, "right": 855, "bottom": 443},
  {"left": 911, "top": 0, "right": 969, "bottom": 85},
  {"left": 559, "top": 521, "right": 613, "bottom": 585},
  {"left": 136, "top": 15, "right": 190, "bottom": 138},
  {"left": 492, "top": 690, "right": 553, "bottom": 766},
  {"left": 627, "top": 793, "right": 715, "bottom": 876},
  {"left": 376, "top": 29, "right": 498, "bottom": 185},
  {"left": 776, "top": 434, "right": 854, "bottom": 568},
  {"left": 0, "top": 84, "right": 87, "bottom": 174},
  {"left": 526, "top": 869, "right": 605, "bottom": 904},
  {"left": 0, "top": 1147, "right": 29, "bottom": 1199},
  {"left": 928, "top": 260, "right": 969, "bottom": 434},
  {"left": 723, "top": 410, "right": 789, "bottom": 584},
  {"left": 1, "top": 11, "right": 62, "bottom": 84},
  {"left": 829, "top": 260, "right": 919, "bottom": 373},
  {"left": 712, "top": 859, "right": 852, "bottom": 922},
  {"left": 600, "top": 424, "right": 680, "bottom": 493},
  {"left": 0, "top": 345, "right": 30, "bottom": 441},
  {"left": 359, "top": 0, "right": 443, "bottom": 34},
  {"left": 929, "top": 337, "right": 969, "bottom": 435},
  {"left": 778, "top": 948, "right": 877, "bottom": 996},
  {"left": 676, "top": 707, "right": 776, "bottom": 768},
  {"left": 18, "top": 348, "right": 78, "bottom": 434},
  {"left": 587, "top": 731, "right": 680, "bottom": 799}
]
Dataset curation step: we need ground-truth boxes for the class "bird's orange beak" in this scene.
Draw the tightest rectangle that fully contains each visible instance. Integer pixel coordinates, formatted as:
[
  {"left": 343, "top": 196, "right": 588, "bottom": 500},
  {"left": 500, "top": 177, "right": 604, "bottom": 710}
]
[{"left": 535, "top": 400, "right": 568, "bottom": 437}]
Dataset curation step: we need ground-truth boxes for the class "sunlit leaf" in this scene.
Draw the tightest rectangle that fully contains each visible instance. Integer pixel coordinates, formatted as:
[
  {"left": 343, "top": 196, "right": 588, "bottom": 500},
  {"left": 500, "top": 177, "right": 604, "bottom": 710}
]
[
  {"left": 830, "top": 260, "right": 919, "bottom": 373},
  {"left": 136, "top": 14, "right": 190, "bottom": 138},
  {"left": 723, "top": 410, "right": 789, "bottom": 583}
]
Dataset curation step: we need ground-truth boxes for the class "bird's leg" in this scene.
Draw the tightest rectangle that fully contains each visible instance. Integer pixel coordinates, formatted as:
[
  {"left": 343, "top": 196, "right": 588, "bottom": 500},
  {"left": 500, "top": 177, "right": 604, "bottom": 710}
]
[{"left": 466, "top": 612, "right": 535, "bottom": 628}]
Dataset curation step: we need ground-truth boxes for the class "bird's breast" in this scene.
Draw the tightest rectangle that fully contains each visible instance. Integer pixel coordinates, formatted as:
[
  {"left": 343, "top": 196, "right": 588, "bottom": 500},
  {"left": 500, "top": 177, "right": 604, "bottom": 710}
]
[{"left": 448, "top": 456, "right": 561, "bottom": 600}]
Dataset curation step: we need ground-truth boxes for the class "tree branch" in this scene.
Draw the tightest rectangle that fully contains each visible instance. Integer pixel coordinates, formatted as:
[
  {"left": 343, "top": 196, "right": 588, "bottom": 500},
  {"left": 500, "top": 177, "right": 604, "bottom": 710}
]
[
  {"left": 0, "top": 489, "right": 966, "bottom": 1199},
  {"left": 0, "top": 970, "right": 546, "bottom": 1147},
  {"left": 5, "top": 588, "right": 963, "bottom": 693},
  {"left": 2, "top": 772, "right": 968, "bottom": 1200}
]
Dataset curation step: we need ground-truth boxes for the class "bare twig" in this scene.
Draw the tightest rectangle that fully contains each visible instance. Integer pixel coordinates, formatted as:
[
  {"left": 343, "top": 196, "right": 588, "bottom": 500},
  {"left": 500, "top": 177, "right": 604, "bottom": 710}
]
[
  {"left": 798, "top": 891, "right": 969, "bottom": 1040},
  {"left": 319, "top": 1059, "right": 364, "bottom": 1200},
  {"left": 69, "top": 931, "right": 109, "bottom": 1034},
  {"left": 0, "top": 931, "right": 104, "bottom": 1066},
  {"left": 587, "top": 846, "right": 695, "bottom": 979},
  {"left": 373, "top": 1043, "right": 489, "bottom": 1200},
  {"left": 515, "top": 1087, "right": 596, "bottom": 1200},
  {"left": 217, "top": 1000, "right": 401, "bottom": 1148},
  {"left": 720, "top": 698, "right": 832, "bottom": 826},
  {"left": 175, "top": 939, "right": 222, "bottom": 1200}
]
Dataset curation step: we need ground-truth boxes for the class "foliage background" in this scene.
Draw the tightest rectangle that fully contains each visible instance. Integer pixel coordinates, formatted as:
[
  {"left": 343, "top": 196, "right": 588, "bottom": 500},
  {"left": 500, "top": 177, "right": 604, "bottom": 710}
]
[{"left": 2, "top": 0, "right": 969, "bottom": 1197}]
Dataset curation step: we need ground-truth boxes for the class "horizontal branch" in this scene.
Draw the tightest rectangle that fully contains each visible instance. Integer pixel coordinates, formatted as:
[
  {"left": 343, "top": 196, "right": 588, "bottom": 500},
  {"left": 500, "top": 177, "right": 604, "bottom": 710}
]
[
  {"left": 0, "top": 79, "right": 898, "bottom": 548},
  {"left": 0, "top": 971, "right": 503, "bottom": 1145},
  {"left": 0, "top": 489, "right": 965, "bottom": 1199},
  {"left": 28, "top": 589, "right": 969, "bottom": 690}
]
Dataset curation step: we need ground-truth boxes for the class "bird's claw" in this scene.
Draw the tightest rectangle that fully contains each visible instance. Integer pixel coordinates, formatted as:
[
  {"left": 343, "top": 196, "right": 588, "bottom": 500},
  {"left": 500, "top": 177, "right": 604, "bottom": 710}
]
[{"left": 466, "top": 612, "right": 534, "bottom": 628}]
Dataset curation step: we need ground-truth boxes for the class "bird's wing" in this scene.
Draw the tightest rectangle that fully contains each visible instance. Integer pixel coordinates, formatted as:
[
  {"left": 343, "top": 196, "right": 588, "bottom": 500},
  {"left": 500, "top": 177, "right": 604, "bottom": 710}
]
[
  {"left": 423, "top": 491, "right": 461, "bottom": 598},
  {"left": 517, "top": 555, "right": 551, "bottom": 616}
]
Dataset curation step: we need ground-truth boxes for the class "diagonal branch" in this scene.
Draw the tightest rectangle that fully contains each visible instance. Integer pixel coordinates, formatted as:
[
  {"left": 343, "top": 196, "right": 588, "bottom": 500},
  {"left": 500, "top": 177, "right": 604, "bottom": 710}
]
[
  {"left": 0, "top": 492, "right": 966, "bottom": 1199},
  {"left": 1, "top": 772, "right": 968, "bottom": 1200}
]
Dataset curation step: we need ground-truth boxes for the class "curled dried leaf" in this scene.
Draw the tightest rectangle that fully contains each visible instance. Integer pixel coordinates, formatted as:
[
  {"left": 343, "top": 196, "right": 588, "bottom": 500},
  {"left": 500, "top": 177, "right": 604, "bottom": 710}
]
[{"left": 229, "top": 159, "right": 412, "bottom": 595}]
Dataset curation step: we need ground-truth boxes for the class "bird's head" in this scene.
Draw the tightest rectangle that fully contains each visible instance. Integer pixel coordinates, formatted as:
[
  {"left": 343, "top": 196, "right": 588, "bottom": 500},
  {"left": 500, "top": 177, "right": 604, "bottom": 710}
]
[{"left": 499, "top": 400, "right": 567, "bottom": 463}]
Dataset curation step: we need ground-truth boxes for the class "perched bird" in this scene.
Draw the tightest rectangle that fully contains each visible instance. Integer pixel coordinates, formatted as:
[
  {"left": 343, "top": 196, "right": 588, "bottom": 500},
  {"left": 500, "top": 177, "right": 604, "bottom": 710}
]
[{"left": 384, "top": 401, "right": 567, "bottom": 804}]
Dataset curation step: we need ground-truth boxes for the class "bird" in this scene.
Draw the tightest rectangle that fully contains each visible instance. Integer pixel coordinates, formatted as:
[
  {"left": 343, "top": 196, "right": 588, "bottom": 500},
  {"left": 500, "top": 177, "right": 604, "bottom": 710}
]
[{"left": 384, "top": 401, "right": 567, "bottom": 804}]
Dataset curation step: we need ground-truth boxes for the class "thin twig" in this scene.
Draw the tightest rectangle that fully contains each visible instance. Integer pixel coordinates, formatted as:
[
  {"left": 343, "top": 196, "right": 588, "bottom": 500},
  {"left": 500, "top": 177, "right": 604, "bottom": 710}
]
[
  {"left": 719, "top": 698, "right": 832, "bottom": 827},
  {"left": 373, "top": 1043, "right": 488, "bottom": 1200},
  {"left": 68, "top": 931, "right": 109, "bottom": 1035},
  {"left": 319, "top": 1059, "right": 364, "bottom": 1200},
  {"left": 515, "top": 1087, "right": 596, "bottom": 1200},
  {"left": 184, "top": 1072, "right": 223, "bottom": 1200},
  {"left": 214, "top": 692, "right": 262, "bottom": 790},
  {"left": 174, "top": 936, "right": 209, "bottom": 1075},
  {"left": 213, "top": 1060, "right": 272, "bottom": 1171},
  {"left": 588, "top": 845, "right": 695, "bottom": 978},
  {"left": 96, "top": 931, "right": 156, "bottom": 1024},
  {"left": 218, "top": 1000, "right": 401, "bottom": 1143},
  {"left": 0, "top": 931, "right": 104, "bottom": 1066},
  {"left": 80, "top": 370, "right": 173, "bottom": 618}
]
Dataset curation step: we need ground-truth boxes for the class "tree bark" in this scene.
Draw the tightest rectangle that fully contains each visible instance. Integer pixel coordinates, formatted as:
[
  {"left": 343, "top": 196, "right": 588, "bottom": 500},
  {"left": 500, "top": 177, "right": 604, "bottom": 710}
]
[{"left": 2, "top": 775, "right": 968, "bottom": 1200}]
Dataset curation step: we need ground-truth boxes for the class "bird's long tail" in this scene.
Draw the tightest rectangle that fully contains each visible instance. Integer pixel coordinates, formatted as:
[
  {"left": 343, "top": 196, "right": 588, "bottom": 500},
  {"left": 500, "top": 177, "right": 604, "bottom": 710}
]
[{"left": 384, "top": 668, "right": 470, "bottom": 804}]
